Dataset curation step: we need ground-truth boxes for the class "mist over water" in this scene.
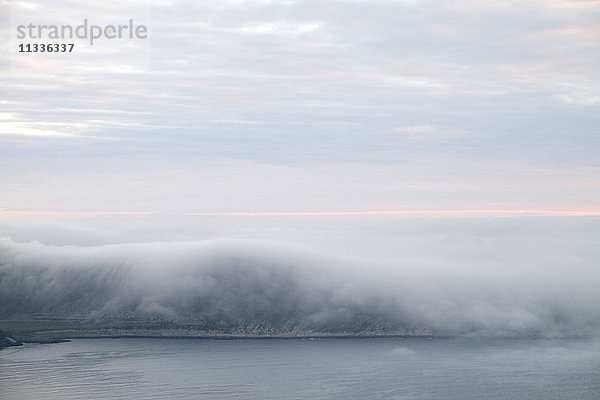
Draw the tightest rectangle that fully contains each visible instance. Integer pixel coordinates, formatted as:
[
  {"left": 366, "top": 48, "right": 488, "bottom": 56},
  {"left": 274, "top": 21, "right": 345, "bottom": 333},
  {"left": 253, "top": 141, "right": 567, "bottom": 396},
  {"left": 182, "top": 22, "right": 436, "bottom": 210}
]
[{"left": 1, "top": 216, "right": 599, "bottom": 337}]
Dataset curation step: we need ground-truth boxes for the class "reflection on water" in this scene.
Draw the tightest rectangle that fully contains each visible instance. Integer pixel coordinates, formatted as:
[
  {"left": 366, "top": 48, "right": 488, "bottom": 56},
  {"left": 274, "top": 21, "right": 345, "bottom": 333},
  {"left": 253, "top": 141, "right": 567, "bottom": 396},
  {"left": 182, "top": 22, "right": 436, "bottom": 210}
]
[{"left": 1, "top": 337, "right": 600, "bottom": 400}]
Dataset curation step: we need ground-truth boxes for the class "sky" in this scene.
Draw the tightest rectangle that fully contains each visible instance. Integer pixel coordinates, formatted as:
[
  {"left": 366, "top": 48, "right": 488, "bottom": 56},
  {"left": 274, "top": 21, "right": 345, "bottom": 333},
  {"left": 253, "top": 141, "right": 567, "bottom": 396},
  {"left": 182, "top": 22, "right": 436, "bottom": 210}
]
[
  {"left": 1, "top": 1, "right": 600, "bottom": 338},
  {"left": 1, "top": 0, "right": 599, "bottom": 217}
]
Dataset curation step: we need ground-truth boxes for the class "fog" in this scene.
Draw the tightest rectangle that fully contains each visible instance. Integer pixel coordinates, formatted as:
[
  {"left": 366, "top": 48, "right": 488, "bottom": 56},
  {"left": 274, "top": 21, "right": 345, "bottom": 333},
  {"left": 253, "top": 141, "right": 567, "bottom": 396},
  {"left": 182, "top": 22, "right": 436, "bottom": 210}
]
[{"left": 1, "top": 216, "right": 599, "bottom": 337}]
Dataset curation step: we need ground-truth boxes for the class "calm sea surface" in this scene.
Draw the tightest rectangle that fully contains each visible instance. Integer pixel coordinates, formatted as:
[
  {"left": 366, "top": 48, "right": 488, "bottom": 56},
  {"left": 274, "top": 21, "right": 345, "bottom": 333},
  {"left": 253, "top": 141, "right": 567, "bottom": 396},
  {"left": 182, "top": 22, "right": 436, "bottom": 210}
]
[{"left": 1, "top": 337, "right": 600, "bottom": 399}]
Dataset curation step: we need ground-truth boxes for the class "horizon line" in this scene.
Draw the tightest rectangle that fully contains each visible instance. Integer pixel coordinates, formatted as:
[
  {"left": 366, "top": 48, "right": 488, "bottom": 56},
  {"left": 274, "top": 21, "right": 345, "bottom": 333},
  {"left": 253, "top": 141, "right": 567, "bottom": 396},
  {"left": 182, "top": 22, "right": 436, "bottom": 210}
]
[{"left": 1, "top": 208, "right": 600, "bottom": 219}]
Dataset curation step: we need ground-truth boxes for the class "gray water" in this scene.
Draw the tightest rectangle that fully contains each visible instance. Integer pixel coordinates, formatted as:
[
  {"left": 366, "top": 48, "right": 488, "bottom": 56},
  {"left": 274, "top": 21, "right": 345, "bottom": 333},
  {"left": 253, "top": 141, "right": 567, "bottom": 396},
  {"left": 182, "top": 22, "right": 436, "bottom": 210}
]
[{"left": 1, "top": 337, "right": 600, "bottom": 400}]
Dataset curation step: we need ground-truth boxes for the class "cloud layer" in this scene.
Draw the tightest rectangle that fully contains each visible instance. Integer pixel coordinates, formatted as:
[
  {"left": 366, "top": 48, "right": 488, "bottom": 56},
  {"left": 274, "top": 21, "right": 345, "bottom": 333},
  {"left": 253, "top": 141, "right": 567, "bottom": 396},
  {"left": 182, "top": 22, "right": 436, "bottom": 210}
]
[
  {"left": 1, "top": 0, "right": 599, "bottom": 213},
  {"left": 1, "top": 216, "right": 599, "bottom": 337}
]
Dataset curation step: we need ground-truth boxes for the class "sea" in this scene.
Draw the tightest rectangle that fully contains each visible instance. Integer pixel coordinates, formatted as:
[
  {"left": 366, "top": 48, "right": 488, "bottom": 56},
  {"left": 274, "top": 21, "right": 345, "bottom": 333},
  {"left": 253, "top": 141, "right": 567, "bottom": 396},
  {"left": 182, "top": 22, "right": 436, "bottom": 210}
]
[{"left": 1, "top": 337, "right": 600, "bottom": 399}]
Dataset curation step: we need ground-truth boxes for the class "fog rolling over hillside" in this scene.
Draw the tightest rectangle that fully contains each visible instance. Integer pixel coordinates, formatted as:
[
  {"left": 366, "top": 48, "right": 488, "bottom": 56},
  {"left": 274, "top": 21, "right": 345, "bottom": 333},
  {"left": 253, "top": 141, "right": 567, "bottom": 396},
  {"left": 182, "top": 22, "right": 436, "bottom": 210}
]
[{"left": 1, "top": 217, "right": 599, "bottom": 337}]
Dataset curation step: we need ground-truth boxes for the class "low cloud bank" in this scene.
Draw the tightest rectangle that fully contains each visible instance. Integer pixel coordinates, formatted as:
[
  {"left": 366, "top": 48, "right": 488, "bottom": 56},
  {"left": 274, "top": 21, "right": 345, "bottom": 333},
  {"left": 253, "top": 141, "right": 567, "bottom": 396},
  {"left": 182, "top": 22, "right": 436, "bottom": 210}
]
[{"left": 1, "top": 217, "right": 599, "bottom": 337}]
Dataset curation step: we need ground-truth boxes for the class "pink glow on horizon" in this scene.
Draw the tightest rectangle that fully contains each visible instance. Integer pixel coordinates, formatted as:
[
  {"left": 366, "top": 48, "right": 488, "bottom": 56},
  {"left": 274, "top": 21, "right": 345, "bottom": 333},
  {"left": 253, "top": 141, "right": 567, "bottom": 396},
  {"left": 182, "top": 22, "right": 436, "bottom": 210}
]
[{"left": 189, "top": 209, "right": 600, "bottom": 217}]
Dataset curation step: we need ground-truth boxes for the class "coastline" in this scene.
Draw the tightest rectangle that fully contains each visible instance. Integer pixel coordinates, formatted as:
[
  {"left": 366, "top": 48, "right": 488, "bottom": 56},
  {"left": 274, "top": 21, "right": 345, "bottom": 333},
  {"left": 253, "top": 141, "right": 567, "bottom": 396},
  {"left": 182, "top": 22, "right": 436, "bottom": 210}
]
[
  {"left": 0, "top": 323, "right": 455, "bottom": 349},
  {"left": 0, "top": 329, "right": 71, "bottom": 350},
  {"left": 0, "top": 329, "right": 23, "bottom": 349}
]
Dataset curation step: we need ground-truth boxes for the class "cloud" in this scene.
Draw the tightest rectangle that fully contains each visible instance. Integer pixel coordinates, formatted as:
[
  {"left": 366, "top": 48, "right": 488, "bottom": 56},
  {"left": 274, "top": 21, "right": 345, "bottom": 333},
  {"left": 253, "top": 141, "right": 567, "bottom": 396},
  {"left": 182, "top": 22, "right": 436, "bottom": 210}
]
[
  {"left": 1, "top": 216, "right": 599, "bottom": 337},
  {"left": 1, "top": 0, "right": 598, "bottom": 215}
]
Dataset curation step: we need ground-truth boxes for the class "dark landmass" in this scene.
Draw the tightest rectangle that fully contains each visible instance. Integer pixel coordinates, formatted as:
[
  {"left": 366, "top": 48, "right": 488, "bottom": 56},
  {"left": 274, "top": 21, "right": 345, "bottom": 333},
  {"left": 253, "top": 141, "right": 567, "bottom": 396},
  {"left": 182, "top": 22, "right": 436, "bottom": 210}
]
[
  {"left": 0, "top": 328, "right": 23, "bottom": 349},
  {"left": 65, "top": 333, "right": 454, "bottom": 340},
  {"left": 0, "top": 318, "right": 453, "bottom": 348},
  {"left": 20, "top": 338, "right": 71, "bottom": 344},
  {"left": 0, "top": 326, "right": 71, "bottom": 350}
]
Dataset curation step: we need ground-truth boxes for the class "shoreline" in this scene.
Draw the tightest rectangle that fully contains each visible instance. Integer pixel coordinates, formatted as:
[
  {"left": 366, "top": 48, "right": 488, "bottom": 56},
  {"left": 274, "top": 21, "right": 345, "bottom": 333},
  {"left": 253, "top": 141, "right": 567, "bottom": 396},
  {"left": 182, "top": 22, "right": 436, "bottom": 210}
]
[
  {"left": 5, "top": 331, "right": 595, "bottom": 350},
  {"left": 63, "top": 333, "right": 455, "bottom": 340},
  {"left": 1, "top": 331, "right": 456, "bottom": 349}
]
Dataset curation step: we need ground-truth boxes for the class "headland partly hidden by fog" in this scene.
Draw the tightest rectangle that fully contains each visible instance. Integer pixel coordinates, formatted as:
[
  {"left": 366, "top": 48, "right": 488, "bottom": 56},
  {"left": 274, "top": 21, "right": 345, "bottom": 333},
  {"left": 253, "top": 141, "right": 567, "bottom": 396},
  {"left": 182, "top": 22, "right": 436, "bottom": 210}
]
[{"left": 1, "top": 215, "right": 599, "bottom": 341}]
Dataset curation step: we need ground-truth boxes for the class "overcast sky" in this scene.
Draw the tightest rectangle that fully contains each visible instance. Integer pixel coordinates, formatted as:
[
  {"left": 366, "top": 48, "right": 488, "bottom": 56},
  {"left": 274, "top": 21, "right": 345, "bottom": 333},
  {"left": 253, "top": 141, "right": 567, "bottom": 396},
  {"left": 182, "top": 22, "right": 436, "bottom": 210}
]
[{"left": 1, "top": 0, "right": 599, "bottom": 216}]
